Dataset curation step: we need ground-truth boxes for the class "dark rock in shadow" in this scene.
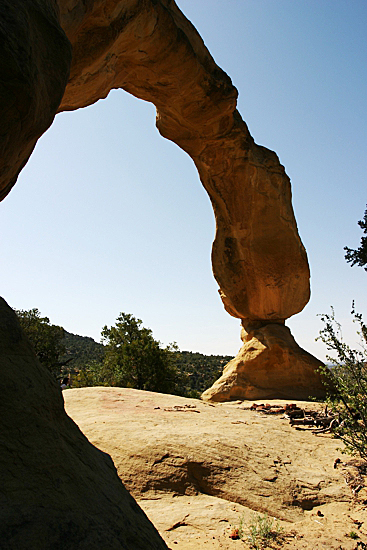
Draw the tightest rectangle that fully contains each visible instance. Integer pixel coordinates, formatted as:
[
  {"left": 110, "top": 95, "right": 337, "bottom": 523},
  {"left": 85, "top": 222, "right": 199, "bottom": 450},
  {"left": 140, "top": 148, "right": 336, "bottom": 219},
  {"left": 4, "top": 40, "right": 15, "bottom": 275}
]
[{"left": 0, "top": 298, "right": 167, "bottom": 549}]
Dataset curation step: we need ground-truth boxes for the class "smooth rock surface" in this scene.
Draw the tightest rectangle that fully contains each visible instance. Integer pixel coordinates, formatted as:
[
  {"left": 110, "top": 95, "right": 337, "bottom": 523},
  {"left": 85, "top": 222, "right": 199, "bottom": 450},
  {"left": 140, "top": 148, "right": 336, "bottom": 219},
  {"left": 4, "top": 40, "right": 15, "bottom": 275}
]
[
  {"left": 202, "top": 324, "right": 326, "bottom": 402},
  {"left": 64, "top": 387, "right": 367, "bottom": 549},
  {"left": 0, "top": 299, "right": 167, "bottom": 549}
]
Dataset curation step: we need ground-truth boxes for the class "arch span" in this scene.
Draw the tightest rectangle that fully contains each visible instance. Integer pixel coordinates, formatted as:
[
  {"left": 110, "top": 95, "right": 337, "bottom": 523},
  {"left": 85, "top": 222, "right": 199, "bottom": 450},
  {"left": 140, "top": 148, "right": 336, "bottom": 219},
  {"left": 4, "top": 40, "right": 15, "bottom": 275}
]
[
  {"left": 58, "top": 0, "right": 310, "bottom": 325},
  {"left": 0, "top": 0, "right": 325, "bottom": 401}
]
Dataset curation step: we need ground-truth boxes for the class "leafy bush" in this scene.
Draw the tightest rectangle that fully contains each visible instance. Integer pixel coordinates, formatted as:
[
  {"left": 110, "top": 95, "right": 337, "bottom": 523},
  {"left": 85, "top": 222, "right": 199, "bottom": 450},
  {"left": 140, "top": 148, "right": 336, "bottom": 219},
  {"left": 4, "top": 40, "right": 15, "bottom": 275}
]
[
  {"left": 99, "top": 312, "right": 188, "bottom": 395},
  {"left": 344, "top": 204, "right": 367, "bottom": 271},
  {"left": 71, "top": 360, "right": 105, "bottom": 387},
  {"left": 317, "top": 305, "right": 367, "bottom": 461}
]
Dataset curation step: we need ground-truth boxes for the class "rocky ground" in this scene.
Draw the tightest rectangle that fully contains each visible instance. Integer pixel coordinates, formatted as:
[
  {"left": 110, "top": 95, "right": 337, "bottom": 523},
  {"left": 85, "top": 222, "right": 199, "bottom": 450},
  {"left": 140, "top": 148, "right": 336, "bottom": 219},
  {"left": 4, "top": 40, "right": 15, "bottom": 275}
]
[{"left": 64, "top": 387, "right": 367, "bottom": 549}]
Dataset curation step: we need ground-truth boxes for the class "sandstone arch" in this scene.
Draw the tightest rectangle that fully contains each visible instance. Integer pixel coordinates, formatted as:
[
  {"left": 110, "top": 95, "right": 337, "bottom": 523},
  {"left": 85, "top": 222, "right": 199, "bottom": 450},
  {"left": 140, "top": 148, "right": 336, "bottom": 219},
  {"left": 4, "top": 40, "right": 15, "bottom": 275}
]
[
  {"left": 58, "top": 0, "right": 326, "bottom": 401},
  {"left": 0, "top": 1, "right": 326, "bottom": 546},
  {"left": 1, "top": 0, "right": 325, "bottom": 401},
  {"left": 59, "top": 0, "right": 311, "bottom": 325}
]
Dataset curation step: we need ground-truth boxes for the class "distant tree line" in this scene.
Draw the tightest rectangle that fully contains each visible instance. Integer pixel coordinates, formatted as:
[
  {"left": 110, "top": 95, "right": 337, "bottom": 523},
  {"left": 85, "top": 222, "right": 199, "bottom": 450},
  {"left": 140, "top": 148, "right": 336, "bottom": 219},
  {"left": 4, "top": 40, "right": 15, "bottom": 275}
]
[
  {"left": 16, "top": 309, "right": 69, "bottom": 378},
  {"left": 15, "top": 308, "right": 232, "bottom": 398}
]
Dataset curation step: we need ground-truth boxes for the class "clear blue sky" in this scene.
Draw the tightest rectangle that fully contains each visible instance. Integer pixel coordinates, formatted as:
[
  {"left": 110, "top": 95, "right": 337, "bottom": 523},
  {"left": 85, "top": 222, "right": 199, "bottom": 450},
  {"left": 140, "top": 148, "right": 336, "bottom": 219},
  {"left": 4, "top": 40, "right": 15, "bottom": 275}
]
[{"left": 1, "top": 0, "right": 366, "bottom": 361}]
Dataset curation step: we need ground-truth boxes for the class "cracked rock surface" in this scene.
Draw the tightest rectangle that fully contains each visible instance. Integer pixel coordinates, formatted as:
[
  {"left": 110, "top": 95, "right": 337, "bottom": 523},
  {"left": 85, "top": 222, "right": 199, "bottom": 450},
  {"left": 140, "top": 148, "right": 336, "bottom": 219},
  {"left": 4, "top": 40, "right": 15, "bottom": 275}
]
[{"left": 65, "top": 387, "right": 367, "bottom": 548}]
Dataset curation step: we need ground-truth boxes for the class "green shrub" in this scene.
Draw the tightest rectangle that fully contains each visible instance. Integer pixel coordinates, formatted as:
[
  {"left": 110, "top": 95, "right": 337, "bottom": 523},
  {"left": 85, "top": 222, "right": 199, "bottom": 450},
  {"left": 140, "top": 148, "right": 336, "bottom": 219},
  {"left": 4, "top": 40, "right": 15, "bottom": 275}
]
[
  {"left": 245, "top": 513, "right": 283, "bottom": 549},
  {"left": 16, "top": 308, "right": 66, "bottom": 379},
  {"left": 317, "top": 305, "right": 367, "bottom": 461},
  {"left": 71, "top": 360, "right": 106, "bottom": 387}
]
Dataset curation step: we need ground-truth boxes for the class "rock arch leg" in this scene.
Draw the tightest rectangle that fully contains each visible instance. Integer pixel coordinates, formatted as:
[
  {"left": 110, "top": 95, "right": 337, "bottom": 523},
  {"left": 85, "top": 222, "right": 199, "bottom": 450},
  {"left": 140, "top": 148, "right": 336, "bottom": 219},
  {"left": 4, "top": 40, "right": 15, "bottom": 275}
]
[
  {"left": 0, "top": 2, "right": 325, "bottom": 546},
  {"left": 0, "top": 3, "right": 167, "bottom": 547},
  {"left": 57, "top": 0, "right": 325, "bottom": 400},
  {"left": 1, "top": 0, "right": 325, "bottom": 413}
]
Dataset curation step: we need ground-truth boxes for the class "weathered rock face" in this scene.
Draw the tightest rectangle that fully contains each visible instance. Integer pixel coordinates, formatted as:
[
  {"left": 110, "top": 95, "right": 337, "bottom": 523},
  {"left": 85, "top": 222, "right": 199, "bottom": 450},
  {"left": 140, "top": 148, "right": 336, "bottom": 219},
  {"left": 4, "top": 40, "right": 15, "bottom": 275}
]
[
  {"left": 0, "top": 298, "right": 167, "bottom": 549},
  {"left": 0, "top": 0, "right": 71, "bottom": 201},
  {"left": 64, "top": 387, "right": 356, "bottom": 531},
  {"left": 0, "top": 0, "right": 322, "bottom": 429},
  {"left": 57, "top": 0, "right": 310, "bottom": 324},
  {"left": 202, "top": 323, "right": 325, "bottom": 402}
]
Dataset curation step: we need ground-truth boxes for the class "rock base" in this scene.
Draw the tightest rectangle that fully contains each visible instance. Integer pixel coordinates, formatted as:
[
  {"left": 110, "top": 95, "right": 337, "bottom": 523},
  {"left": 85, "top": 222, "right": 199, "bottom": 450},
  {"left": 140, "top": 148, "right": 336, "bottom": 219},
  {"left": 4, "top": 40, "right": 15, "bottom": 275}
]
[
  {"left": 201, "top": 323, "right": 326, "bottom": 402},
  {"left": 0, "top": 298, "right": 167, "bottom": 550}
]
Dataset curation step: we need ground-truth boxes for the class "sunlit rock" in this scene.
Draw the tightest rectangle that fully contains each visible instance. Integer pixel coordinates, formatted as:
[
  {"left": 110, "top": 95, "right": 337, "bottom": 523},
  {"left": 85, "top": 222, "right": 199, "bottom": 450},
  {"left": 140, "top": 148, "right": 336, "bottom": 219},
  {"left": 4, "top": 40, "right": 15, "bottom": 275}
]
[
  {"left": 202, "top": 323, "right": 325, "bottom": 402},
  {"left": 0, "top": 298, "right": 167, "bottom": 549}
]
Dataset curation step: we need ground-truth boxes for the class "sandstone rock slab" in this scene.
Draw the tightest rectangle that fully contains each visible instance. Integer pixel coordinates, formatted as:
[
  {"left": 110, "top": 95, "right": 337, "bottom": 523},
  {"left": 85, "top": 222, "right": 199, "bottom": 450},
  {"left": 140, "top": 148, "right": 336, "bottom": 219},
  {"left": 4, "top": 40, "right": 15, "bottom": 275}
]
[
  {"left": 64, "top": 387, "right": 367, "bottom": 549},
  {"left": 64, "top": 387, "right": 353, "bottom": 523},
  {"left": 0, "top": 299, "right": 167, "bottom": 549}
]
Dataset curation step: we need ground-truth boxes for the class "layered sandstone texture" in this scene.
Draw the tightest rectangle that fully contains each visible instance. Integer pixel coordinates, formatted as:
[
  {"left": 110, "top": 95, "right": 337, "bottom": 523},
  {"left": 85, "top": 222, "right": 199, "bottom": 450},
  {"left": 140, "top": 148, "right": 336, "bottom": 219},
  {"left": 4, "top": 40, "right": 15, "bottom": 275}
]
[
  {"left": 64, "top": 387, "right": 367, "bottom": 549},
  {"left": 0, "top": 299, "right": 167, "bottom": 550},
  {"left": 58, "top": 0, "right": 310, "bottom": 324},
  {"left": 202, "top": 323, "right": 326, "bottom": 402}
]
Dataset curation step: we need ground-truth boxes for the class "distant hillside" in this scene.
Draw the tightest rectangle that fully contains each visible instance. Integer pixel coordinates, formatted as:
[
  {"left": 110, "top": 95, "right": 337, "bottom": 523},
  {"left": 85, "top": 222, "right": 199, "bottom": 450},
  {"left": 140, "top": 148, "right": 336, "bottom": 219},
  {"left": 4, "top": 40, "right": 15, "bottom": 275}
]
[
  {"left": 174, "top": 351, "right": 233, "bottom": 394},
  {"left": 62, "top": 331, "right": 105, "bottom": 368},
  {"left": 62, "top": 332, "right": 232, "bottom": 394}
]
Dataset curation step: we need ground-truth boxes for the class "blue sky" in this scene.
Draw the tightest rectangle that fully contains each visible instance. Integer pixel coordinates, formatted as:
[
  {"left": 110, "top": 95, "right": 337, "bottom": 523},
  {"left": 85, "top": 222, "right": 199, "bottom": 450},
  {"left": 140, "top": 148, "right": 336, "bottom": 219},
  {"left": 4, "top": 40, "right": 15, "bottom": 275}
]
[{"left": 1, "top": 0, "right": 366, "bottom": 361}]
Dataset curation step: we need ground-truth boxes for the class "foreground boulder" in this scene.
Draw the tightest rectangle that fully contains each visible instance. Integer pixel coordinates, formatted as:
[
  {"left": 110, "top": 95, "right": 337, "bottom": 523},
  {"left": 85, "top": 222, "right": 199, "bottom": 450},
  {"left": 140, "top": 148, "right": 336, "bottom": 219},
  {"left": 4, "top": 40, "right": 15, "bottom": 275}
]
[
  {"left": 64, "top": 387, "right": 367, "bottom": 549},
  {"left": 0, "top": 299, "right": 167, "bottom": 549}
]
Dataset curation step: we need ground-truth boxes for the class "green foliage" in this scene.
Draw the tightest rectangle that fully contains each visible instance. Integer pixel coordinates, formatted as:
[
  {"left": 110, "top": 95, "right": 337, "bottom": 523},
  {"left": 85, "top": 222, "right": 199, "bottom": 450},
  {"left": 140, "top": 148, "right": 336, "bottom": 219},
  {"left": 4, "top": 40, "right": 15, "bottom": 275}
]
[
  {"left": 237, "top": 514, "right": 245, "bottom": 539},
  {"left": 70, "top": 343, "right": 231, "bottom": 395},
  {"left": 16, "top": 308, "right": 66, "bottom": 378},
  {"left": 317, "top": 305, "right": 367, "bottom": 461},
  {"left": 245, "top": 513, "right": 283, "bottom": 549},
  {"left": 61, "top": 331, "right": 105, "bottom": 368},
  {"left": 344, "top": 204, "right": 367, "bottom": 271},
  {"left": 71, "top": 360, "right": 106, "bottom": 387},
  {"left": 99, "top": 312, "right": 187, "bottom": 395},
  {"left": 173, "top": 351, "right": 233, "bottom": 394},
  {"left": 16, "top": 306, "right": 233, "bottom": 396}
]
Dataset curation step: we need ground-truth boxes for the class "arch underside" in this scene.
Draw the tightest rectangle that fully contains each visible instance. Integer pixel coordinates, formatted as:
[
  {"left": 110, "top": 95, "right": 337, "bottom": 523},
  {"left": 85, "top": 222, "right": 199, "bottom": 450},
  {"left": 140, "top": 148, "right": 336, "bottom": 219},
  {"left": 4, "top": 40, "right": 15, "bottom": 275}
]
[
  {"left": 58, "top": 0, "right": 311, "bottom": 324},
  {"left": 0, "top": 0, "right": 325, "bottom": 400},
  {"left": 0, "top": 4, "right": 326, "bottom": 546}
]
